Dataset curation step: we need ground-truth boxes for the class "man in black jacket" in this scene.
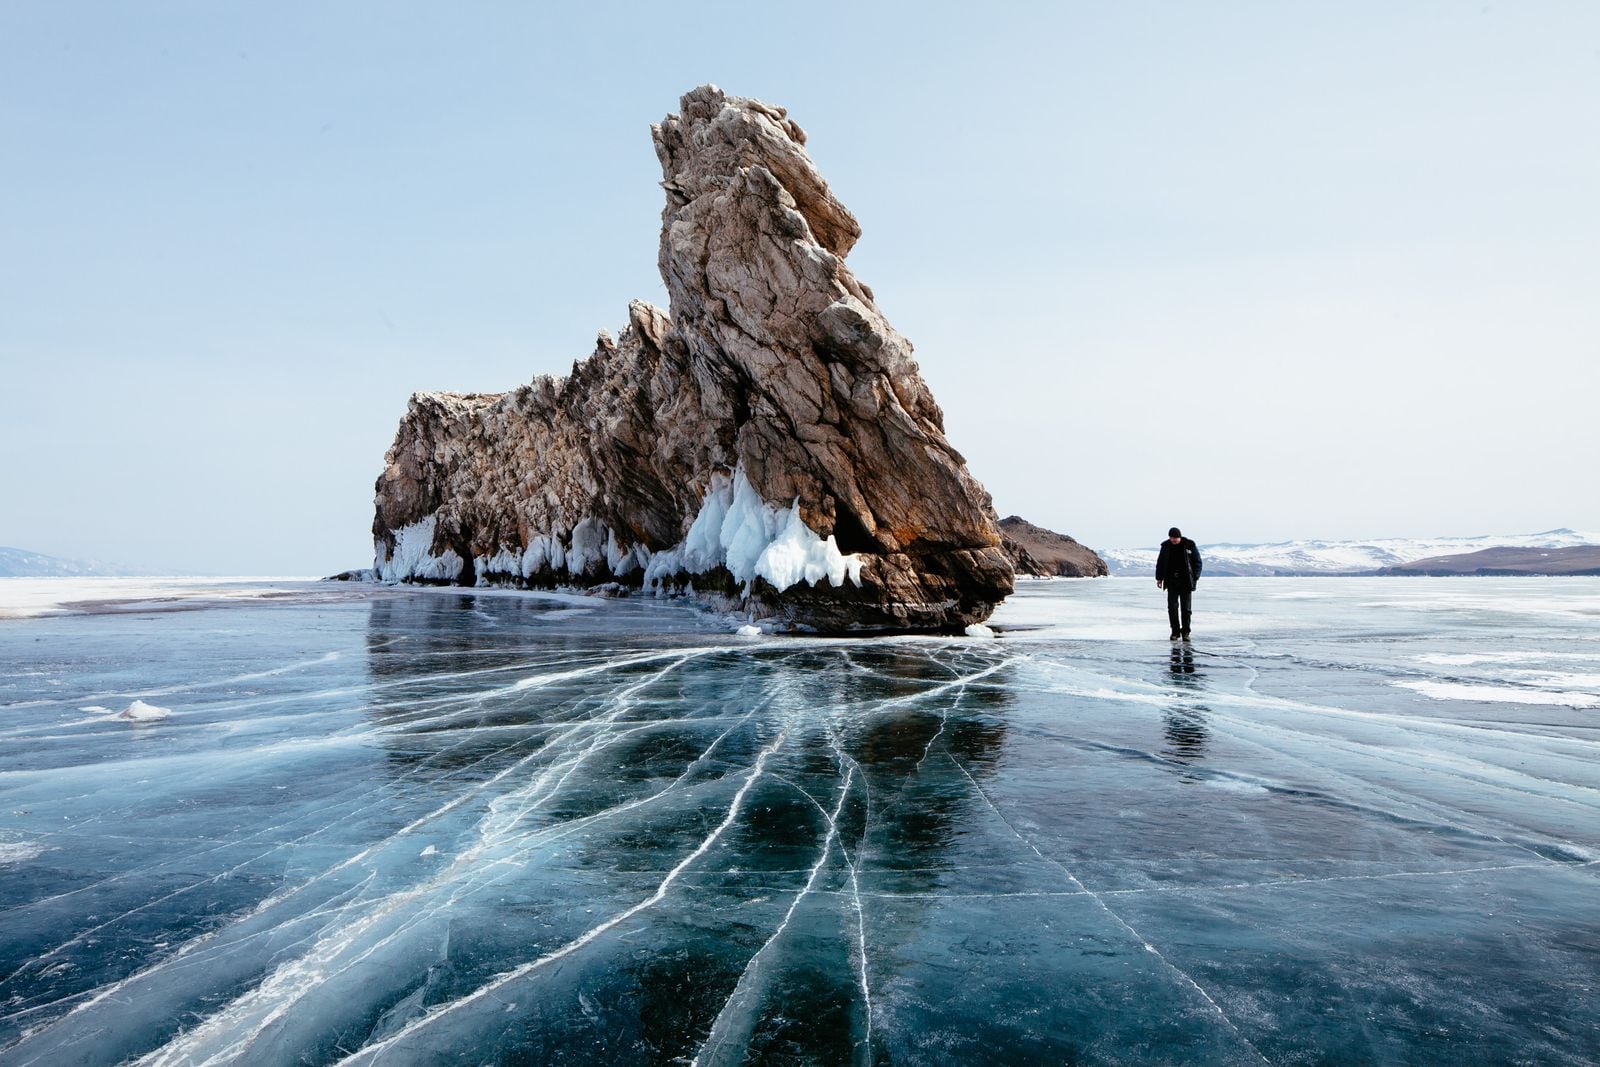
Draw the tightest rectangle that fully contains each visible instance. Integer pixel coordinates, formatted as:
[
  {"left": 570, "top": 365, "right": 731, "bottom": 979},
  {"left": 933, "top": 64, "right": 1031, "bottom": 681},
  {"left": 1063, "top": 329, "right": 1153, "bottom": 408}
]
[{"left": 1155, "top": 527, "right": 1203, "bottom": 641}]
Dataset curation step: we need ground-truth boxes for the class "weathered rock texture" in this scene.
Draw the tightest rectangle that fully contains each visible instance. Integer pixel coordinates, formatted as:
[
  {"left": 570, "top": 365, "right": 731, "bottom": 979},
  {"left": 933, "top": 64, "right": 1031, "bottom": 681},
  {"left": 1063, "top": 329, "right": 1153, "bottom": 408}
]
[
  {"left": 372, "top": 86, "right": 1013, "bottom": 631},
  {"left": 999, "top": 516, "right": 1109, "bottom": 578}
]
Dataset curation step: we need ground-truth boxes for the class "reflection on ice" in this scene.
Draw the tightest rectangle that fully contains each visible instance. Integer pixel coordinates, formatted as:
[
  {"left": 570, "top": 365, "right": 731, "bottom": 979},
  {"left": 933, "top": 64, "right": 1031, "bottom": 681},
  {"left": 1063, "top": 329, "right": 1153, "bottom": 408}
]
[
  {"left": 1162, "top": 708, "right": 1210, "bottom": 765},
  {"left": 1, "top": 578, "right": 1597, "bottom": 1064}
]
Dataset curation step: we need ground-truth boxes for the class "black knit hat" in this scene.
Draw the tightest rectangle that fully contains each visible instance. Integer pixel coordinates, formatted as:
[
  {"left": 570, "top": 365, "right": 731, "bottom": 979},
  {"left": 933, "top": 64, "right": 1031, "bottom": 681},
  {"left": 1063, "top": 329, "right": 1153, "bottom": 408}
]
[{"left": 1168, "top": 527, "right": 1182, "bottom": 538}]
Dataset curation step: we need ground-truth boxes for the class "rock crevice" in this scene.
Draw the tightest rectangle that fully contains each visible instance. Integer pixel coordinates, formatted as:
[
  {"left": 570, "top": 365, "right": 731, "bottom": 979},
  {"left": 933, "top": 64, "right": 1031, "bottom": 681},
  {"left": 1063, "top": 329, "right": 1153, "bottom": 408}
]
[{"left": 372, "top": 86, "right": 1013, "bottom": 630}]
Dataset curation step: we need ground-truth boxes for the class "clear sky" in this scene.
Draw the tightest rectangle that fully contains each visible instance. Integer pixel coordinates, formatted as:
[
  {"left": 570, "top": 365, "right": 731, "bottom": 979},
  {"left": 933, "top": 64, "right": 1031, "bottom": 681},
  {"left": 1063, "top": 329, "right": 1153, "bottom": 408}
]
[{"left": 3, "top": 2, "right": 1597, "bottom": 574}]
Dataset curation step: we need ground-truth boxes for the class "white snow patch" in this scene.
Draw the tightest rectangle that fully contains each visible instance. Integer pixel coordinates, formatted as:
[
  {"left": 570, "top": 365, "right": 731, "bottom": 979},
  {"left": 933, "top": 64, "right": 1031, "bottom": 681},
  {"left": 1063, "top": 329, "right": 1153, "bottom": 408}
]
[
  {"left": 736, "top": 624, "right": 762, "bottom": 637},
  {"left": 80, "top": 705, "right": 114, "bottom": 714},
  {"left": 117, "top": 699, "right": 172, "bottom": 722},
  {"left": 0, "top": 577, "right": 322, "bottom": 619},
  {"left": 419, "top": 845, "right": 438, "bottom": 857},
  {"left": 964, "top": 623, "right": 996, "bottom": 639},
  {"left": 540, "top": 607, "right": 596, "bottom": 619},
  {"left": 1204, "top": 778, "right": 1270, "bottom": 795},
  {"left": 1416, "top": 651, "right": 1600, "bottom": 667},
  {"left": 1417, "top": 653, "right": 1503, "bottom": 666},
  {"left": 643, "top": 466, "right": 864, "bottom": 597},
  {"left": 1507, "top": 670, "right": 1600, "bottom": 689},
  {"left": 1396, "top": 680, "right": 1600, "bottom": 708},
  {"left": 0, "top": 841, "right": 48, "bottom": 864}
]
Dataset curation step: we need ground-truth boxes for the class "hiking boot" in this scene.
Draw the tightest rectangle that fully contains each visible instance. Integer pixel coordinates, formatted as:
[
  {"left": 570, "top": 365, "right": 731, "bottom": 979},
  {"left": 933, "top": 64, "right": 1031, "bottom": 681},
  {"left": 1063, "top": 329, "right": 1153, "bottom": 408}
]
[
  {"left": 1181, "top": 630, "right": 1191, "bottom": 640},
  {"left": 1169, "top": 631, "right": 1181, "bottom": 641}
]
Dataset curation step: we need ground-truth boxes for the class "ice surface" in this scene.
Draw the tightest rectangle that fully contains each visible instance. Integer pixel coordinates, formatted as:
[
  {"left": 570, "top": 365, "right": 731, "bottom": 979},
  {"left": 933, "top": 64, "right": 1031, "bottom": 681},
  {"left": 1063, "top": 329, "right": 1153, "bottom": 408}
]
[{"left": 2, "top": 577, "right": 1598, "bottom": 1064}]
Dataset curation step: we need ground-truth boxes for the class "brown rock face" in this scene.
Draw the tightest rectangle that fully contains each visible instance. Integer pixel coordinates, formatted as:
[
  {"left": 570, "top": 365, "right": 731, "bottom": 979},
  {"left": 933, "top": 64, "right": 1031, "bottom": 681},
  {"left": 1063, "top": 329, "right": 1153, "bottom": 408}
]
[
  {"left": 999, "top": 516, "right": 1109, "bottom": 578},
  {"left": 372, "top": 86, "right": 1014, "bottom": 631}
]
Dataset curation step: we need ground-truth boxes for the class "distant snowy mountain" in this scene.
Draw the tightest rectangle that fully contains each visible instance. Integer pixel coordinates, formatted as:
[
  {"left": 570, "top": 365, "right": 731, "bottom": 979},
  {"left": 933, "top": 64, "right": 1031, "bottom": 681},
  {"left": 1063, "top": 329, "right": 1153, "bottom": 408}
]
[
  {"left": 1099, "top": 529, "right": 1600, "bottom": 577},
  {"left": 0, "top": 547, "right": 150, "bottom": 578}
]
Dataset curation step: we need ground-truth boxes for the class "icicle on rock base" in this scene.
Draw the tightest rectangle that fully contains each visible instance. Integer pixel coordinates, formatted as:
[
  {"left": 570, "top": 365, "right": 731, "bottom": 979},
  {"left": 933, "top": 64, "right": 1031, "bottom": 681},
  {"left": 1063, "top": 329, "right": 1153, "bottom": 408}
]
[{"left": 371, "top": 86, "right": 1014, "bottom": 631}]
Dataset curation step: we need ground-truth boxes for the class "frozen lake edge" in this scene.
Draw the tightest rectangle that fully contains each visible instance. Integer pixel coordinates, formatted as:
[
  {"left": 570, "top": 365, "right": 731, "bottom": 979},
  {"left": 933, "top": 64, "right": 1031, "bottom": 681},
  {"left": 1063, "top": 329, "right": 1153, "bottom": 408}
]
[{"left": 1, "top": 577, "right": 1597, "bottom": 1064}]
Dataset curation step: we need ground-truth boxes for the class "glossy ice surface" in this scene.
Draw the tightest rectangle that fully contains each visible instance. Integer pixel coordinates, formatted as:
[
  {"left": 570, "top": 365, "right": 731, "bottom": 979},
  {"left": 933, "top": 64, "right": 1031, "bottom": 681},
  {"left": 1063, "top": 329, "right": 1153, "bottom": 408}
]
[{"left": 1, "top": 578, "right": 1597, "bottom": 1065}]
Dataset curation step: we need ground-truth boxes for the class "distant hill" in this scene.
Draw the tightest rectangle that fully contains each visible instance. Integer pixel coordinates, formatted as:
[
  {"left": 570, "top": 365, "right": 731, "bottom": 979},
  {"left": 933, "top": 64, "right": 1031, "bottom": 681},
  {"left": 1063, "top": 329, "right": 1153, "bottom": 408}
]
[
  {"left": 999, "top": 517, "right": 1108, "bottom": 577},
  {"left": 0, "top": 547, "right": 150, "bottom": 578},
  {"left": 1100, "top": 529, "right": 1599, "bottom": 577},
  {"left": 1377, "top": 545, "right": 1600, "bottom": 576}
]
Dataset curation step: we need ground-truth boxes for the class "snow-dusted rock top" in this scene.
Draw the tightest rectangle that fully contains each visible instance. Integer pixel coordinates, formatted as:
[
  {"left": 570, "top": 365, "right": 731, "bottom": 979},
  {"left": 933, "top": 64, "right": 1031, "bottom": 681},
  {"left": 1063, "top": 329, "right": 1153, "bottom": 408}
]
[
  {"left": 1100, "top": 529, "right": 1600, "bottom": 577},
  {"left": 371, "top": 86, "right": 1012, "bottom": 631}
]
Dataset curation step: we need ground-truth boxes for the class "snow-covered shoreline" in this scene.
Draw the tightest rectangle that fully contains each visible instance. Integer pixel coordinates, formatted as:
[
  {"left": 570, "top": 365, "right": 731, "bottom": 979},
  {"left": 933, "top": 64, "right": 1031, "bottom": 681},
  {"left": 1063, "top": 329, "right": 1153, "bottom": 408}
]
[
  {"left": 1100, "top": 528, "right": 1599, "bottom": 577},
  {"left": 0, "top": 577, "right": 321, "bottom": 620}
]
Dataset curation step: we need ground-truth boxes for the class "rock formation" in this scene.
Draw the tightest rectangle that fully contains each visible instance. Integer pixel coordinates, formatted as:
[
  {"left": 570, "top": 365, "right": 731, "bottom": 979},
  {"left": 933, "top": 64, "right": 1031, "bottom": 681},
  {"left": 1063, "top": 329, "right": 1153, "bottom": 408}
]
[
  {"left": 372, "top": 86, "right": 1013, "bottom": 631},
  {"left": 999, "top": 516, "right": 1109, "bottom": 578}
]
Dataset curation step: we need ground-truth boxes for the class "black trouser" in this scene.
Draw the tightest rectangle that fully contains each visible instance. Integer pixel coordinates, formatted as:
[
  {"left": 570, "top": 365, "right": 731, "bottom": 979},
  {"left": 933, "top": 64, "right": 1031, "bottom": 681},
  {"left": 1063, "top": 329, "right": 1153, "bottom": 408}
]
[{"left": 1167, "top": 586, "right": 1192, "bottom": 635}]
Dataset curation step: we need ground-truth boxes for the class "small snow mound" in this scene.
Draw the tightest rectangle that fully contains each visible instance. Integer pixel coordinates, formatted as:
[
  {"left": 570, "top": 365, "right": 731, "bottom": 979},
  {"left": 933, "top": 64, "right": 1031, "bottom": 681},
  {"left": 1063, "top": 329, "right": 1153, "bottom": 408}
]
[
  {"left": 964, "top": 623, "right": 996, "bottom": 639},
  {"left": 736, "top": 624, "right": 762, "bottom": 638},
  {"left": 419, "top": 845, "right": 438, "bottom": 857},
  {"left": 80, "top": 705, "right": 114, "bottom": 714},
  {"left": 117, "top": 699, "right": 172, "bottom": 722}
]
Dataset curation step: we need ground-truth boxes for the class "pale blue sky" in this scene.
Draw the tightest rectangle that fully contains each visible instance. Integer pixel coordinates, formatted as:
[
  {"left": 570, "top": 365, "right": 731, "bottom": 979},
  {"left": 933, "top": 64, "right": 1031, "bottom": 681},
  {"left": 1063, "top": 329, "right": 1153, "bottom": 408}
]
[{"left": 3, "top": 3, "right": 1597, "bottom": 574}]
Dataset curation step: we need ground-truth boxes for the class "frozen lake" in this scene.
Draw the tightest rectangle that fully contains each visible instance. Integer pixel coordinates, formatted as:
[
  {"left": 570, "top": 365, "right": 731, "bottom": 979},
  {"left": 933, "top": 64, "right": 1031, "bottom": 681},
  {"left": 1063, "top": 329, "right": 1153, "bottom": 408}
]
[{"left": 1, "top": 577, "right": 1597, "bottom": 1064}]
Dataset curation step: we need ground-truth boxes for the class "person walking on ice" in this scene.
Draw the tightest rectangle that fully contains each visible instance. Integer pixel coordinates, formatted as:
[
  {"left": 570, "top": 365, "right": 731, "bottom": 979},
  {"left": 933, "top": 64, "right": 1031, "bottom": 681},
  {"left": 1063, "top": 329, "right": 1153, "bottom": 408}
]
[{"left": 1155, "top": 526, "right": 1203, "bottom": 641}]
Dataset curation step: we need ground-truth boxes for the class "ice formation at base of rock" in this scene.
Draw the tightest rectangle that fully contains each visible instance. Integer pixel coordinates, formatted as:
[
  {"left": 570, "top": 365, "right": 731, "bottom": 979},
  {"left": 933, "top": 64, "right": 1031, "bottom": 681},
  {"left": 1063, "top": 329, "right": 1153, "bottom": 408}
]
[
  {"left": 371, "top": 86, "right": 1013, "bottom": 631},
  {"left": 378, "top": 467, "right": 864, "bottom": 602},
  {"left": 640, "top": 467, "right": 864, "bottom": 597}
]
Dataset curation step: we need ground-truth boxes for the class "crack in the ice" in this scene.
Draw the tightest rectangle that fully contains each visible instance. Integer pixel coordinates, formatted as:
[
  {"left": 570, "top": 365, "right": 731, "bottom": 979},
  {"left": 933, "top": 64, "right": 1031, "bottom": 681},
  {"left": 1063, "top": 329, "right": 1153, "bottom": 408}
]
[
  {"left": 914, "top": 678, "right": 966, "bottom": 771},
  {"left": 0, "top": 719, "right": 559, "bottom": 994},
  {"left": 1014, "top": 655, "right": 1600, "bottom": 865},
  {"left": 690, "top": 764, "right": 855, "bottom": 1066},
  {"left": 329, "top": 729, "right": 791, "bottom": 1066},
  {"left": 11, "top": 651, "right": 730, "bottom": 1057},
  {"left": 945, "top": 752, "right": 1271, "bottom": 1065},
  {"left": 836, "top": 754, "right": 874, "bottom": 1065}
]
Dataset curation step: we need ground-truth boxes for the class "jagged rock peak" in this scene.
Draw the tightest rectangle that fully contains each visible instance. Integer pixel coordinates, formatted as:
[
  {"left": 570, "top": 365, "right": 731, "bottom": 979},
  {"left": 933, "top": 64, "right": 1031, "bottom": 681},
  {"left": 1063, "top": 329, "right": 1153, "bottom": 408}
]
[
  {"left": 371, "top": 87, "right": 1014, "bottom": 631},
  {"left": 653, "top": 85, "right": 860, "bottom": 258}
]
